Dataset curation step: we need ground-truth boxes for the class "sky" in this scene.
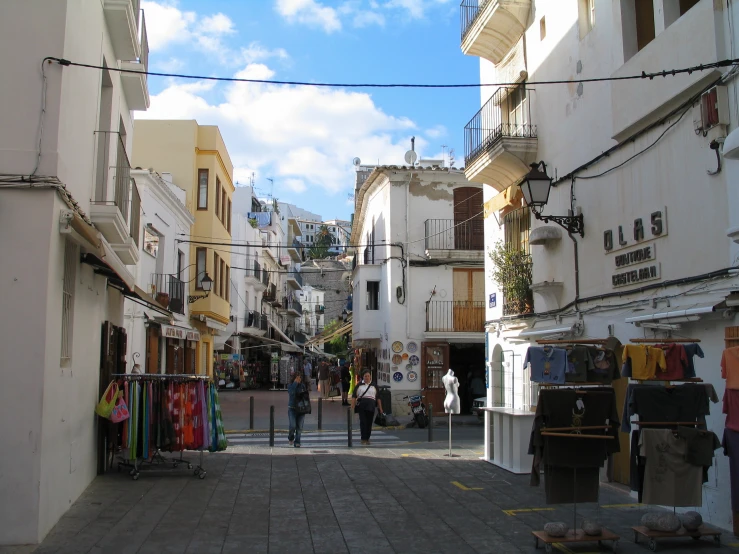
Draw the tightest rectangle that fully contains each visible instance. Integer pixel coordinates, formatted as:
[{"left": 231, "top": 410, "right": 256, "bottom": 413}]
[{"left": 136, "top": 0, "right": 481, "bottom": 221}]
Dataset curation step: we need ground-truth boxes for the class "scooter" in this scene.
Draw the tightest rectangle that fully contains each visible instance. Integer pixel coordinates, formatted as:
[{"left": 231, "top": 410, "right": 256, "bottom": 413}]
[{"left": 403, "top": 393, "right": 429, "bottom": 429}]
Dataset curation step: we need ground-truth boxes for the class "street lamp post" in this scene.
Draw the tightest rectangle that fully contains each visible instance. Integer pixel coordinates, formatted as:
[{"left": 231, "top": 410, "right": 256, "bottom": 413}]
[{"left": 519, "top": 161, "right": 584, "bottom": 237}]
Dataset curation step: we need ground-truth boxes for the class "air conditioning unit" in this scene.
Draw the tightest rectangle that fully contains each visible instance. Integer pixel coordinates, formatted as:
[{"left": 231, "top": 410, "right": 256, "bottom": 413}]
[{"left": 695, "top": 86, "right": 729, "bottom": 134}]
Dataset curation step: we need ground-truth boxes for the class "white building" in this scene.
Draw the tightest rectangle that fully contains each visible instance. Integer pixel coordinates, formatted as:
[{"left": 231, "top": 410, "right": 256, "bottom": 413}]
[
  {"left": 124, "top": 170, "right": 197, "bottom": 373},
  {"left": 324, "top": 218, "right": 353, "bottom": 253},
  {"left": 461, "top": 0, "right": 739, "bottom": 530},
  {"left": 350, "top": 166, "right": 486, "bottom": 415},
  {"left": 0, "top": 0, "right": 150, "bottom": 544},
  {"left": 297, "top": 284, "right": 326, "bottom": 354}
]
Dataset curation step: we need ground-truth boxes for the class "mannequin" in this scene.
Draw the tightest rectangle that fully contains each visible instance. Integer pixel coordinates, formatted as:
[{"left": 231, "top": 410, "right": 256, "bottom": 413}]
[{"left": 442, "top": 369, "right": 461, "bottom": 414}]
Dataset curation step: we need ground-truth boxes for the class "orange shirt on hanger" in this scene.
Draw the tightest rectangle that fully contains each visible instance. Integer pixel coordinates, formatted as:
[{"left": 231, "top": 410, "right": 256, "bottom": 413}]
[
  {"left": 622, "top": 345, "right": 667, "bottom": 380},
  {"left": 721, "top": 347, "right": 739, "bottom": 390}
]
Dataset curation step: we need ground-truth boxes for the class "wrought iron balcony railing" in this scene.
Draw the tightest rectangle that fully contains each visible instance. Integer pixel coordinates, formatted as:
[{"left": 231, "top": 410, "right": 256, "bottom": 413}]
[
  {"left": 425, "top": 219, "right": 484, "bottom": 251},
  {"left": 426, "top": 300, "right": 485, "bottom": 332},
  {"left": 151, "top": 273, "right": 185, "bottom": 315},
  {"left": 464, "top": 85, "right": 536, "bottom": 167},
  {"left": 283, "top": 297, "right": 303, "bottom": 315},
  {"left": 245, "top": 259, "right": 262, "bottom": 281},
  {"left": 261, "top": 267, "right": 270, "bottom": 286},
  {"left": 460, "top": 0, "right": 494, "bottom": 43},
  {"left": 245, "top": 310, "right": 262, "bottom": 329}
]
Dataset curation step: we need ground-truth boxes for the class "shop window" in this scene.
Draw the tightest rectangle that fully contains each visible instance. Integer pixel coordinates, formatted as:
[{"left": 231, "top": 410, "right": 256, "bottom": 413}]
[
  {"left": 578, "top": 0, "right": 595, "bottom": 38},
  {"left": 144, "top": 227, "right": 159, "bottom": 257},
  {"left": 196, "top": 247, "right": 206, "bottom": 289},
  {"left": 197, "top": 169, "right": 208, "bottom": 210},
  {"left": 366, "top": 281, "right": 380, "bottom": 310},
  {"left": 61, "top": 240, "right": 77, "bottom": 365}
]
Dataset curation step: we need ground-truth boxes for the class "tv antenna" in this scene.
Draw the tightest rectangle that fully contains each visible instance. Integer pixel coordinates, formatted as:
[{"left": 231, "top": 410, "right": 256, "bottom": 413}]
[
  {"left": 441, "top": 145, "right": 447, "bottom": 167},
  {"left": 352, "top": 157, "right": 361, "bottom": 168},
  {"left": 404, "top": 136, "right": 417, "bottom": 166},
  {"left": 266, "top": 177, "right": 274, "bottom": 199}
]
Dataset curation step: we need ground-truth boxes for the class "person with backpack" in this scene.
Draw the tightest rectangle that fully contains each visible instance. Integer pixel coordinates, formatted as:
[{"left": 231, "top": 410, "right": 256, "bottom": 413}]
[{"left": 351, "top": 370, "right": 384, "bottom": 445}]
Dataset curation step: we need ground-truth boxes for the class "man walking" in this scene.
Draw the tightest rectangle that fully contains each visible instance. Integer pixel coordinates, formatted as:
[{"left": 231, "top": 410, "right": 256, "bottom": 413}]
[
  {"left": 303, "top": 358, "right": 312, "bottom": 391},
  {"left": 318, "top": 362, "right": 330, "bottom": 399}
]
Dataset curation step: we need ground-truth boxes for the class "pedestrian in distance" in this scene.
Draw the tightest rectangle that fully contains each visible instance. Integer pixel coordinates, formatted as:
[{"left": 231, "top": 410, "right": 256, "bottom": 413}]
[
  {"left": 318, "top": 361, "right": 330, "bottom": 400},
  {"left": 351, "top": 370, "right": 384, "bottom": 445},
  {"left": 303, "top": 358, "right": 312, "bottom": 391},
  {"left": 340, "top": 362, "right": 351, "bottom": 406},
  {"left": 287, "top": 372, "right": 308, "bottom": 447}
]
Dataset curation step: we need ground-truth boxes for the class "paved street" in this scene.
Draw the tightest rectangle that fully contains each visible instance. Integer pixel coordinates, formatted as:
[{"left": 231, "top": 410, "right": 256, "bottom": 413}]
[{"left": 5, "top": 390, "right": 738, "bottom": 554}]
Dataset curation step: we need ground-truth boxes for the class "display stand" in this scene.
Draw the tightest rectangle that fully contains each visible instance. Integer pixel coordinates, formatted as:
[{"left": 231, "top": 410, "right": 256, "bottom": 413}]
[
  {"left": 444, "top": 412, "right": 460, "bottom": 458},
  {"left": 632, "top": 524, "right": 721, "bottom": 551},
  {"left": 533, "top": 528, "right": 620, "bottom": 553},
  {"left": 112, "top": 374, "right": 212, "bottom": 480}
]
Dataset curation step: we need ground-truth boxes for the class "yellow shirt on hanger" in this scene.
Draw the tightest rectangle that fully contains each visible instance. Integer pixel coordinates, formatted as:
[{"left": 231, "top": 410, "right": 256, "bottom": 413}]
[{"left": 623, "top": 345, "right": 667, "bottom": 380}]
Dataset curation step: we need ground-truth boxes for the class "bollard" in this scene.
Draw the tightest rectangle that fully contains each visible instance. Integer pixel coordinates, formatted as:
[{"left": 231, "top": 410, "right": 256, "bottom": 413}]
[
  {"left": 347, "top": 407, "right": 353, "bottom": 447},
  {"left": 249, "top": 396, "right": 254, "bottom": 430},
  {"left": 318, "top": 397, "right": 323, "bottom": 430},
  {"left": 269, "top": 405, "right": 275, "bottom": 447},
  {"left": 428, "top": 404, "right": 434, "bottom": 442}
]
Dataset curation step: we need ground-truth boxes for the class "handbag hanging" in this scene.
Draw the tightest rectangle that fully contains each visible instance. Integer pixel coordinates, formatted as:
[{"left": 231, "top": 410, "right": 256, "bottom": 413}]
[
  {"left": 109, "top": 394, "right": 130, "bottom": 423},
  {"left": 95, "top": 381, "right": 119, "bottom": 418}
]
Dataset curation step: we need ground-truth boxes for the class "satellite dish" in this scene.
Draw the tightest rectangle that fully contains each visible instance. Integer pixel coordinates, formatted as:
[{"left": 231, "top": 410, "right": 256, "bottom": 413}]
[
  {"left": 352, "top": 157, "right": 361, "bottom": 166},
  {"left": 404, "top": 150, "right": 418, "bottom": 165}
]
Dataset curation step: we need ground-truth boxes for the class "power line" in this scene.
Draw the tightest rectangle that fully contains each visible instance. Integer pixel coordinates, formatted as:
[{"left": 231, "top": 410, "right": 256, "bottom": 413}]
[{"left": 47, "top": 56, "right": 738, "bottom": 88}]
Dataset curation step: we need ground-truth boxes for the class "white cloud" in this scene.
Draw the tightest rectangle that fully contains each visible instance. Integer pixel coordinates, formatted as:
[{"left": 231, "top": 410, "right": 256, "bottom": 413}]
[
  {"left": 383, "top": 0, "right": 453, "bottom": 19},
  {"left": 240, "top": 42, "right": 290, "bottom": 65},
  {"left": 425, "top": 124, "right": 447, "bottom": 139},
  {"left": 138, "top": 61, "right": 418, "bottom": 198},
  {"left": 275, "top": 0, "right": 342, "bottom": 33},
  {"left": 353, "top": 11, "right": 385, "bottom": 27},
  {"left": 200, "top": 13, "right": 235, "bottom": 35}
]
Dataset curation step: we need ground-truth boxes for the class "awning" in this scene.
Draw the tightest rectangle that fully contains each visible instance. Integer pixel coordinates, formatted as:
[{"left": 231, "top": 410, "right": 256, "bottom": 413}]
[
  {"left": 624, "top": 301, "right": 723, "bottom": 324},
  {"left": 308, "top": 319, "right": 352, "bottom": 346},
  {"left": 267, "top": 318, "right": 303, "bottom": 352}
]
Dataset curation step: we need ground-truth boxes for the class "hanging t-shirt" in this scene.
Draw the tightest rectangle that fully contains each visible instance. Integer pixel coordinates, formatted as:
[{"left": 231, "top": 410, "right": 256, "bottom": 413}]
[
  {"left": 622, "top": 345, "right": 667, "bottom": 380},
  {"left": 658, "top": 344, "right": 688, "bottom": 381},
  {"left": 721, "top": 347, "right": 739, "bottom": 390},
  {"left": 639, "top": 428, "right": 703, "bottom": 507},
  {"left": 675, "top": 426, "right": 720, "bottom": 467},
  {"left": 683, "top": 344, "right": 705, "bottom": 378},
  {"left": 566, "top": 346, "right": 593, "bottom": 383},
  {"left": 724, "top": 389, "right": 739, "bottom": 432},
  {"left": 587, "top": 347, "right": 621, "bottom": 384},
  {"left": 524, "top": 346, "right": 568, "bottom": 384},
  {"left": 630, "top": 384, "right": 710, "bottom": 425}
]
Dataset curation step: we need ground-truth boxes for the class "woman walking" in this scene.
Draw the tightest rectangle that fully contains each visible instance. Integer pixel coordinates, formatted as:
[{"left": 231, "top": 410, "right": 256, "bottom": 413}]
[
  {"left": 287, "top": 372, "right": 307, "bottom": 447},
  {"left": 351, "top": 370, "right": 384, "bottom": 445}
]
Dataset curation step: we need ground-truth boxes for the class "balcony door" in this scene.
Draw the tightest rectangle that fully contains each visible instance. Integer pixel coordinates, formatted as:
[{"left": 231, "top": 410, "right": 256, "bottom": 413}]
[
  {"left": 453, "top": 187, "right": 484, "bottom": 250},
  {"left": 453, "top": 269, "right": 484, "bottom": 332}
]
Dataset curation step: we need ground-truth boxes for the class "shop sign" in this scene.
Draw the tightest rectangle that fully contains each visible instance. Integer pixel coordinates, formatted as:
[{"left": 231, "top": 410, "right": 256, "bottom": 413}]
[
  {"left": 162, "top": 325, "right": 186, "bottom": 340},
  {"left": 612, "top": 263, "right": 661, "bottom": 288},
  {"left": 187, "top": 330, "right": 200, "bottom": 341},
  {"left": 489, "top": 293, "right": 496, "bottom": 308},
  {"left": 603, "top": 207, "right": 667, "bottom": 253},
  {"left": 220, "top": 354, "right": 230, "bottom": 360}
]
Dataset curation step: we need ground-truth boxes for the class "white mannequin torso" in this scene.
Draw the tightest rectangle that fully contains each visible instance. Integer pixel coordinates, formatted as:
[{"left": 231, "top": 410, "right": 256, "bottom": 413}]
[{"left": 442, "top": 369, "right": 460, "bottom": 414}]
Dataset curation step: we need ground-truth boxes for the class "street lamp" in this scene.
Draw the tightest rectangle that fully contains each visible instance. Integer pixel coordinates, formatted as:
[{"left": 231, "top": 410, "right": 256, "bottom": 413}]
[
  {"left": 520, "top": 161, "right": 584, "bottom": 237},
  {"left": 188, "top": 273, "right": 213, "bottom": 304}
]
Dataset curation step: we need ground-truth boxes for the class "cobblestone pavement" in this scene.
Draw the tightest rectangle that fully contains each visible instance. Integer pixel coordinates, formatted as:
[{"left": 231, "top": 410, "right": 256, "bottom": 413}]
[{"left": 6, "top": 438, "right": 739, "bottom": 554}]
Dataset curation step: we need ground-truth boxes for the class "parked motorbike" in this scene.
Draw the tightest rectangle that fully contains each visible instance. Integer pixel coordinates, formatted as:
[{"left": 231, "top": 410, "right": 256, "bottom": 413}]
[{"left": 403, "top": 393, "right": 429, "bottom": 429}]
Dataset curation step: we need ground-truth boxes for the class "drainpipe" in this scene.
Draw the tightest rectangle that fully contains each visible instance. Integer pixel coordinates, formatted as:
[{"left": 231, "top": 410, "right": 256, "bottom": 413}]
[{"left": 569, "top": 233, "right": 580, "bottom": 312}]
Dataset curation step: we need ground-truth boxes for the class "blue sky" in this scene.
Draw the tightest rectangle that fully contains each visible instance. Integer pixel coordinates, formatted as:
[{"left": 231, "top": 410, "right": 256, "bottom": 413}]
[{"left": 137, "top": 0, "right": 480, "bottom": 221}]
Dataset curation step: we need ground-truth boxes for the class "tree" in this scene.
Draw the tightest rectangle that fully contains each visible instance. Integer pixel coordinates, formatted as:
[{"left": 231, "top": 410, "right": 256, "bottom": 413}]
[
  {"left": 308, "top": 224, "right": 335, "bottom": 259},
  {"left": 323, "top": 318, "right": 348, "bottom": 355}
]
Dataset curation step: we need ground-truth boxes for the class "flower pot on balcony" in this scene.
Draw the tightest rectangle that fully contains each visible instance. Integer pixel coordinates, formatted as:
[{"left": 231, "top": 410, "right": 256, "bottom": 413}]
[{"left": 155, "top": 292, "right": 170, "bottom": 308}]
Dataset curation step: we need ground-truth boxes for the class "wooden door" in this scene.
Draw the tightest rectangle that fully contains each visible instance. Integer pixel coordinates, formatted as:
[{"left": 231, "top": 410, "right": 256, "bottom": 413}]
[
  {"left": 422, "top": 342, "right": 449, "bottom": 415},
  {"left": 452, "top": 269, "right": 485, "bottom": 331},
  {"left": 453, "top": 187, "right": 484, "bottom": 250},
  {"left": 146, "top": 326, "right": 159, "bottom": 374}
]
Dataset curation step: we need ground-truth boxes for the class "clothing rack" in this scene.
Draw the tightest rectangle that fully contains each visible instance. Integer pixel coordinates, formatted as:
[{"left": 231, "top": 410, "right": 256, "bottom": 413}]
[
  {"left": 629, "top": 338, "right": 701, "bottom": 343},
  {"left": 630, "top": 421, "right": 705, "bottom": 427},
  {"left": 111, "top": 374, "right": 224, "bottom": 480},
  {"left": 536, "top": 339, "right": 608, "bottom": 345}
]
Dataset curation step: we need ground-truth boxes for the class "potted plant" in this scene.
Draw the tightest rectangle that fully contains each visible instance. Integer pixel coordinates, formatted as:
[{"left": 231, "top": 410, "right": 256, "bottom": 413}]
[{"left": 489, "top": 241, "right": 533, "bottom": 316}]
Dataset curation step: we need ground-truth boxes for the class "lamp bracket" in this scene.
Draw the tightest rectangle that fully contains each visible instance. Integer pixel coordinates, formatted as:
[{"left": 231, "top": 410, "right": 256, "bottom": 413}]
[
  {"left": 188, "top": 293, "right": 210, "bottom": 304},
  {"left": 533, "top": 212, "right": 584, "bottom": 237}
]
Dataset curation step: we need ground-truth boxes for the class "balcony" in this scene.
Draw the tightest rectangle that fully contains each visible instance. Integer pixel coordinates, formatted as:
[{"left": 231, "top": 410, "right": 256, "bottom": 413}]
[
  {"left": 293, "top": 331, "right": 307, "bottom": 345},
  {"left": 464, "top": 85, "right": 538, "bottom": 192},
  {"left": 287, "top": 237, "right": 303, "bottom": 262},
  {"left": 243, "top": 310, "right": 267, "bottom": 336},
  {"left": 499, "top": 253, "right": 533, "bottom": 316},
  {"left": 315, "top": 305, "right": 325, "bottom": 314},
  {"left": 104, "top": 0, "right": 141, "bottom": 61},
  {"left": 424, "top": 219, "right": 485, "bottom": 261},
  {"left": 285, "top": 269, "right": 303, "bottom": 291},
  {"left": 261, "top": 268, "right": 270, "bottom": 287},
  {"left": 460, "top": 0, "right": 531, "bottom": 65},
  {"left": 284, "top": 297, "right": 303, "bottom": 317},
  {"left": 90, "top": 131, "right": 140, "bottom": 264},
  {"left": 426, "top": 301, "right": 485, "bottom": 332},
  {"left": 151, "top": 273, "right": 185, "bottom": 315},
  {"left": 262, "top": 235, "right": 277, "bottom": 263},
  {"left": 120, "top": 9, "right": 150, "bottom": 111},
  {"left": 245, "top": 260, "right": 267, "bottom": 290},
  {"left": 263, "top": 284, "right": 277, "bottom": 305}
]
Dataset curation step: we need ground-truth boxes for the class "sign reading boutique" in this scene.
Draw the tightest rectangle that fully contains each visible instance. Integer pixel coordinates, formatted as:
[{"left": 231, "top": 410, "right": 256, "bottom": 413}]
[{"left": 604, "top": 208, "right": 667, "bottom": 288}]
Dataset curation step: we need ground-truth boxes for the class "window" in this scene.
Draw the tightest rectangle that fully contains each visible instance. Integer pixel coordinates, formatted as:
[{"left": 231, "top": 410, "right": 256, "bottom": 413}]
[
  {"left": 221, "top": 258, "right": 226, "bottom": 299},
  {"left": 578, "top": 0, "right": 595, "bottom": 38},
  {"left": 366, "top": 281, "right": 380, "bottom": 310},
  {"left": 679, "top": 0, "right": 700, "bottom": 15},
  {"left": 225, "top": 265, "right": 230, "bottom": 302},
  {"left": 61, "top": 240, "right": 77, "bottom": 364},
  {"left": 215, "top": 177, "right": 221, "bottom": 218},
  {"left": 214, "top": 252, "right": 220, "bottom": 296},
  {"left": 197, "top": 169, "right": 209, "bottom": 209},
  {"left": 539, "top": 16, "right": 546, "bottom": 40},
  {"left": 622, "top": 0, "right": 655, "bottom": 60},
  {"left": 196, "top": 248, "right": 207, "bottom": 289},
  {"left": 221, "top": 188, "right": 227, "bottom": 225},
  {"left": 227, "top": 198, "right": 232, "bottom": 234},
  {"left": 177, "top": 249, "right": 184, "bottom": 278},
  {"left": 144, "top": 227, "right": 159, "bottom": 257}
]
